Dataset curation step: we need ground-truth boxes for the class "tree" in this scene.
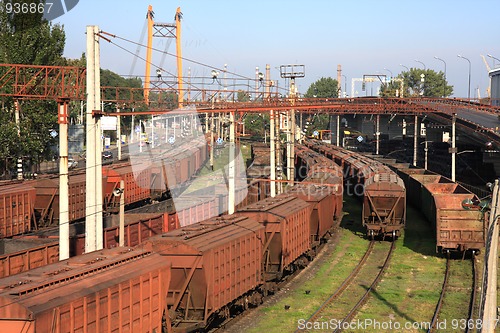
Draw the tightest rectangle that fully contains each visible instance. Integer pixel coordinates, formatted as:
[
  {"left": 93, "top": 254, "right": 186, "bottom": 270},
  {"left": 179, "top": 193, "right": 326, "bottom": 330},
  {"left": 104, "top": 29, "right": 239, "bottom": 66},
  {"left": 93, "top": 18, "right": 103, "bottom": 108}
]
[
  {"left": 244, "top": 113, "right": 269, "bottom": 138},
  {"left": 303, "top": 77, "right": 339, "bottom": 136},
  {"left": 0, "top": 1, "right": 67, "bottom": 175},
  {"left": 380, "top": 69, "right": 453, "bottom": 97},
  {"left": 304, "top": 77, "right": 339, "bottom": 98}
]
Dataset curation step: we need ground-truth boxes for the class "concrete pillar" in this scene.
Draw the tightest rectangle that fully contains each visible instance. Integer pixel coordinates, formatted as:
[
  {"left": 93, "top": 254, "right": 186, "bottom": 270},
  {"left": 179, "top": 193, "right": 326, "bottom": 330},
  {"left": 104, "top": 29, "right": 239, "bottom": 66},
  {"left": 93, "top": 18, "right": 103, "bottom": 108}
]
[
  {"left": 451, "top": 113, "right": 456, "bottom": 182},
  {"left": 119, "top": 180, "right": 125, "bottom": 247},
  {"left": 117, "top": 106, "right": 121, "bottom": 160},
  {"left": 85, "top": 25, "right": 103, "bottom": 253},
  {"left": 413, "top": 115, "right": 418, "bottom": 166},
  {"left": 228, "top": 111, "right": 235, "bottom": 214},
  {"left": 58, "top": 100, "right": 69, "bottom": 260}
]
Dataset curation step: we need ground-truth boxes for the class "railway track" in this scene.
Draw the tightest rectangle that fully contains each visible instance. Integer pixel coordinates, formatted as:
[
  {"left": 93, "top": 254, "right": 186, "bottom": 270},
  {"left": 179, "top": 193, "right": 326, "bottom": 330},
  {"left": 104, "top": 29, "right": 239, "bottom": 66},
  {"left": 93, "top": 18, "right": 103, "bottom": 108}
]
[
  {"left": 295, "top": 240, "right": 395, "bottom": 333},
  {"left": 428, "top": 254, "right": 479, "bottom": 333},
  {"left": 466, "top": 255, "right": 478, "bottom": 333}
]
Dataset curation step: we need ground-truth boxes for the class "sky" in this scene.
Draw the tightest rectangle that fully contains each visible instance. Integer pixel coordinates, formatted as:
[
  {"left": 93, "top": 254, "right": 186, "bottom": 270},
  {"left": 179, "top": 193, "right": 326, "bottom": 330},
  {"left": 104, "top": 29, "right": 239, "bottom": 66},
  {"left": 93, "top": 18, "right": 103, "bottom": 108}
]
[{"left": 53, "top": 0, "right": 500, "bottom": 99}]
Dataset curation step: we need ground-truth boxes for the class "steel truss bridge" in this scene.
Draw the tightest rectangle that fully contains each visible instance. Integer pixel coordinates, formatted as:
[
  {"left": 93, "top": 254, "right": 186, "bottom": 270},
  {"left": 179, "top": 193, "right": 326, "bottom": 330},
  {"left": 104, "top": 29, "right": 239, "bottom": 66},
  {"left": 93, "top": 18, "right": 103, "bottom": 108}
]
[{"left": 1, "top": 63, "right": 500, "bottom": 146}]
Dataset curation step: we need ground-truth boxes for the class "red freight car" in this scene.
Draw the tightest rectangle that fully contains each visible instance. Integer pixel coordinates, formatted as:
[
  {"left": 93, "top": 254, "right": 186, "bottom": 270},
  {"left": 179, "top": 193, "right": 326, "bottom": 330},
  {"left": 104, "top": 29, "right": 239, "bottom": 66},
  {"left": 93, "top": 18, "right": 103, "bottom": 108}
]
[
  {"left": 0, "top": 183, "right": 35, "bottom": 237},
  {"left": 0, "top": 237, "right": 59, "bottom": 278},
  {"left": 238, "top": 193, "right": 312, "bottom": 281},
  {"left": 288, "top": 177, "right": 341, "bottom": 247},
  {"left": 0, "top": 247, "right": 171, "bottom": 333},
  {"left": 32, "top": 173, "right": 86, "bottom": 227},
  {"left": 145, "top": 214, "right": 265, "bottom": 332},
  {"left": 362, "top": 171, "right": 406, "bottom": 239},
  {"left": 102, "top": 162, "right": 152, "bottom": 211}
]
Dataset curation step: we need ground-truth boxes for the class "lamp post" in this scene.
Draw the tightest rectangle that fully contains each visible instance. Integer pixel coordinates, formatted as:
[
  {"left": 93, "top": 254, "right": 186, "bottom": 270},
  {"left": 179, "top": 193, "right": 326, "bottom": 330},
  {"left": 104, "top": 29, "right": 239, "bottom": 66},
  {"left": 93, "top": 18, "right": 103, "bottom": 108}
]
[
  {"left": 414, "top": 59, "right": 426, "bottom": 70},
  {"left": 434, "top": 56, "right": 447, "bottom": 97},
  {"left": 341, "top": 74, "right": 347, "bottom": 97},
  {"left": 400, "top": 64, "right": 410, "bottom": 72},
  {"left": 457, "top": 55, "right": 471, "bottom": 100},
  {"left": 383, "top": 68, "right": 393, "bottom": 82},
  {"left": 487, "top": 54, "right": 500, "bottom": 68}
]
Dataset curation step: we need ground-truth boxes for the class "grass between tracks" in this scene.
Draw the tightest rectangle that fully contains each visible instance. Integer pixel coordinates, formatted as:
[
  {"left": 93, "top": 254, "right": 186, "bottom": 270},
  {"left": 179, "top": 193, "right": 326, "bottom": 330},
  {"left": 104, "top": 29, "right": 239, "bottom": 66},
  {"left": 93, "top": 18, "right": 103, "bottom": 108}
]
[{"left": 245, "top": 196, "right": 473, "bottom": 333}]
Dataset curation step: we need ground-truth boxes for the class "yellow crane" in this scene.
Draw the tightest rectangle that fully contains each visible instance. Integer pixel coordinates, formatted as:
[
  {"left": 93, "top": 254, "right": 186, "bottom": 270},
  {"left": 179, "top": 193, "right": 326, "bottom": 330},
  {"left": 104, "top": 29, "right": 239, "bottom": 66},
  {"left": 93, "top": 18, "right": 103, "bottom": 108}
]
[{"left": 480, "top": 54, "right": 491, "bottom": 98}]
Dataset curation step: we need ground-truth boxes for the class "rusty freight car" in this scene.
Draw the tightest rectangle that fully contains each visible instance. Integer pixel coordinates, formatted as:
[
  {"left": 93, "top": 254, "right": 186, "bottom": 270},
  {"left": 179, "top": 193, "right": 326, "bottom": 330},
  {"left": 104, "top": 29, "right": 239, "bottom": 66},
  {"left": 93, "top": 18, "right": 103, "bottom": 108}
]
[
  {"left": 145, "top": 214, "right": 265, "bottom": 332},
  {"left": 238, "top": 193, "right": 312, "bottom": 280},
  {"left": 362, "top": 170, "right": 406, "bottom": 239},
  {"left": 0, "top": 182, "right": 36, "bottom": 237},
  {"left": 0, "top": 247, "right": 171, "bottom": 333},
  {"left": 306, "top": 140, "right": 406, "bottom": 239}
]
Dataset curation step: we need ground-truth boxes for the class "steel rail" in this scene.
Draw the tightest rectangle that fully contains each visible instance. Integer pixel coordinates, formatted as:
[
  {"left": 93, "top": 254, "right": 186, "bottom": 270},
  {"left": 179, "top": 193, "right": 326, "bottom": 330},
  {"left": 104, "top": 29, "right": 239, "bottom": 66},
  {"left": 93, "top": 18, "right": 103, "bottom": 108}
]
[
  {"left": 294, "top": 241, "right": 375, "bottom": 333},
  {"left": 428, "top": 254, "right": 451, "bottom": 333},
  {"left": 465, "top": 255, "right": 478, "bottom": 333},
  {"left": 333, "top": 241, "right": 396, "bottom": 333}
]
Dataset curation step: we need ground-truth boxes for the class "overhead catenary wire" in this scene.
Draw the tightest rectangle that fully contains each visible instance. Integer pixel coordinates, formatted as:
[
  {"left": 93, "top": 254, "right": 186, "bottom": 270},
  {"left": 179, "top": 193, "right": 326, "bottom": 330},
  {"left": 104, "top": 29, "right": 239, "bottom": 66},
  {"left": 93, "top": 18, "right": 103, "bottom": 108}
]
[{"left": 97, "top": 30, "right": 288, "bottom": 95}]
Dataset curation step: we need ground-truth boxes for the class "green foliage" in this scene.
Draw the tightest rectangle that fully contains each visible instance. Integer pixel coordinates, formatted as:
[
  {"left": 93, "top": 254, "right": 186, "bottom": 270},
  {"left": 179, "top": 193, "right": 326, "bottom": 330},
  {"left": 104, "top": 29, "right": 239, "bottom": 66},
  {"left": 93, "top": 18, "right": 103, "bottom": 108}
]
[
  {"left": 237, "top": 90, "right": 250, "bottom": 102},
  {"left": 301, "top": 77, "right": 339, "bottom": 136},
  {"left": 380, "top": 68, "right": 453, "bottom": 97},
  {"left": 244, "top": 113, "right": 269, "bottom": 138},
  {"left": 304, "top": 77, "right": 339, "bottom": 98},
  {"left": 0, "top": 1, "right": 66, "bottom": 174}
]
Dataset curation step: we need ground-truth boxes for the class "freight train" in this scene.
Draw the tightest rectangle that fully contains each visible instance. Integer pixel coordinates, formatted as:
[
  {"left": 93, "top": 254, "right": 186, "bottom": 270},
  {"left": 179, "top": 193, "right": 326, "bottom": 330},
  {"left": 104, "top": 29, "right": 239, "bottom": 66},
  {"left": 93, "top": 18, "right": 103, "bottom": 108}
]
[
  {"left": 0, "top": 142, "right": 344, "bottom": 333},
  {"left": 0, "top": 135, "right": 209, "bottom": 238},
  {"left": 378, "top": 160, "right": 486, "bottom": 253},
  {"left": 305, "top": 140, "right": 406, "bottom": 239}
]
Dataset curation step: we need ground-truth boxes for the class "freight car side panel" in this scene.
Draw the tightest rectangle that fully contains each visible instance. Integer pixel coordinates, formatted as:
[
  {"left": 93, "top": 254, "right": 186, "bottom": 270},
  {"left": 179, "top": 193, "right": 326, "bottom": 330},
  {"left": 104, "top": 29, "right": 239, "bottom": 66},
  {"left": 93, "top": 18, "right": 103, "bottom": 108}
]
[
  {"left": 433, "top": 195, "right": 485, "bottom": 251},
  {"left": 147, "top": 216, "right": 264, "bottom": 330},
  {"left": 0, "top": 241, "right": 59, "bottom": 278},
  {"left": 0, "top": 185, "right": 35, "bottom": 237},
  {"left": 0, "top": 250, "right": 170, "bottom": 333}
]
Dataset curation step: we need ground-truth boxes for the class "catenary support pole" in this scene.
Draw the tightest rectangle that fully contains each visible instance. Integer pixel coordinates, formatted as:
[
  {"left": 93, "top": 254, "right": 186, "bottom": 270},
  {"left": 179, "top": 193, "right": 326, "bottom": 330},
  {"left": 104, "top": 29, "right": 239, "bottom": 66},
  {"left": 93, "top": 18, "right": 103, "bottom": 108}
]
[
  {"left": 266, "top": 64, "right": 276, "bottom": 198},
  {"left": 413, "top": 115, "right": 418, "bottom": 166},
  {"left": 376, "top": 114, "right": 380, "bottom": 155},
  {"left": 336, "top": 115, "right": 340, "bottom": 146},
  {"left": 85, "top": 25, "right": 103, "bottom": 253},
  {"left": 58, "top": 100, "right": 69, "bottom": 260},
  {"left": 119, "top": 180, "right": 125, "bottom": 247},
  {"left": 117, "top": 106, "right": 121, "bottom": 160},
  {"left": 451, "top": 113, "right": 456, "bottom": 182},
  {"left": 228, "top": 111, "right": 236, "bottom": 214}
]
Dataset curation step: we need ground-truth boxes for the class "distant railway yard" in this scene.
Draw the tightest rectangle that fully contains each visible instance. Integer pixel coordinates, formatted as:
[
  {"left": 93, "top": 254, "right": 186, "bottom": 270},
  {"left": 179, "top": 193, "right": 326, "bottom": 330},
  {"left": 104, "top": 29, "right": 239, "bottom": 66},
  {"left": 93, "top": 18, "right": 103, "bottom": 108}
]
[
  {"left": 1, "top": 2, "right": 500, "bottom": 332},
  {"left": 0, "top": 138, "right": 493, "bottom": 332}
]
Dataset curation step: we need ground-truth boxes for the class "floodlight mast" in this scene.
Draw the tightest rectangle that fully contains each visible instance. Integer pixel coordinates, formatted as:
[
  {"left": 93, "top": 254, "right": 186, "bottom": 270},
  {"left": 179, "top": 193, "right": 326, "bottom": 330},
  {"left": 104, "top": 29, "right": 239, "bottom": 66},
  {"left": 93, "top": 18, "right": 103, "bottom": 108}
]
[{"left": 280, "top": 65, "right": 305, "bottom": 187}]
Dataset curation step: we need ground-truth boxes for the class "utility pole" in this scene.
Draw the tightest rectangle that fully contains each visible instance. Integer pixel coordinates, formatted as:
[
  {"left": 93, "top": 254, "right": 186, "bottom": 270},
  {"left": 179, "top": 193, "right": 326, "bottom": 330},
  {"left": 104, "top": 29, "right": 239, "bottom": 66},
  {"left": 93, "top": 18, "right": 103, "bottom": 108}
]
[
  {"left": 336, "top": 115, "right": 340, "bottom": 146},
  {"left": 266, "top": 64, "right": 276, "bottom": 197},
  {"left": 376, "top": 115, "right": 380, "bottom": 155},
  {"left": 119, "top": 180, "right": 125, "bottom": 247},
  {"left": 337, "top": 64, "right": 342, "bottom": 96},
  {"left": 210, "top": 114, "right": 214, "bottom": 171},
  {"left": 280, "top": 64, "right": 305, "bottom": 187},
  {"left": 14, "top": 100, "right": 22, "bottom": 180},
  {"left": 116, "top": 105, "right": 121, "bottom": 160},
  {"left": 451, "top": 113, "right": 457, "bottom": 181},
  {"left": 413, "top": 115, "right": 418, "bottom": 166},
  {"left": 58, "top": 99, "right": 70, "bottom": 260},
  {"left": 228, "top": 111, "right": 236, "bottom": 214},
  {"left": 85, "top": 25, "right": 103, "bottom": 253}
]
